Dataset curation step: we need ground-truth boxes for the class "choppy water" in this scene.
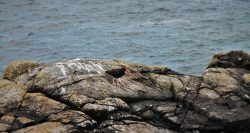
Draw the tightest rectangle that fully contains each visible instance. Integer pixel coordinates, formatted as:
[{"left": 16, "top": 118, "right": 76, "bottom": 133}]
[{"left": 0, "top": 0, "right": 250, "bottom": 75}]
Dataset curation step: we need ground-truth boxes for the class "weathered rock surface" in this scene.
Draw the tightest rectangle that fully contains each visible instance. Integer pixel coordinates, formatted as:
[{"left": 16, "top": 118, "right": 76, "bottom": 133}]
[
  {"left": 3, "top": 60, "right": 40, "bottom": 81},
  {"left": 0, "top": 79, "right": 27, "bottom": 115},
  {"left": 12, "top": 122, "right": 76, "bottom": 133},
  {"left": 0, "top": 51, "right": 250, "bottom": 132}
]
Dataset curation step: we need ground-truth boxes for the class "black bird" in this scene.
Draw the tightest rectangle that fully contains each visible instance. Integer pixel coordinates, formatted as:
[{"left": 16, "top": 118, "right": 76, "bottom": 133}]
[{"left": 105, "top": 66, "right": 130, "bottom": 85}]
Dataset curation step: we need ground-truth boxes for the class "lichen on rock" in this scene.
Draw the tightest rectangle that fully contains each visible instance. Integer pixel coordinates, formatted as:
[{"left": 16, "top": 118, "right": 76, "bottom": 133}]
[{"left": 3, "top": 60, "right": 40, "bottom": 81}]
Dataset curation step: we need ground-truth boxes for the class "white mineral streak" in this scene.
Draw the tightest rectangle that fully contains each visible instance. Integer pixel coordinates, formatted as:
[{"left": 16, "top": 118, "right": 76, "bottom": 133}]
[
  {"left": 68, "top": 60, "right": 105, "bottom": 74},
  {"left": 186, "top": 87, "right": 191, "bottom": 90},
  {"left": 244, "top": 94, "right": 250, "bottom": 99},
  {"left": 67, "top": 60, "right": 84, "bottom": 70},
  {"left": 107, "top": 106, "right": 116, "bottom": 111},
  {"left": 89, "top": 61, "right": 105, "bottom": 73},
  {"left": 55, "top": 63, "right": 67, "bottom": 77},
  {"left": 54, "top": 59, "right": 106, "bottom": 76},
  {"left": 60, "top": 87, "right": 66, "bottom": 94}
]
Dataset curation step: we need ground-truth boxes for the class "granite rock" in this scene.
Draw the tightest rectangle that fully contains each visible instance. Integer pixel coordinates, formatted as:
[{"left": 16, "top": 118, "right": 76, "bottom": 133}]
[{"left": 0, "top": 51, "right": 250, "bottom": 132}]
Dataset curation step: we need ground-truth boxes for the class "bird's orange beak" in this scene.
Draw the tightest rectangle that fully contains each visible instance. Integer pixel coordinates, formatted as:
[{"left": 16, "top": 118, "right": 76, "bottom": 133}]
[{"left": 125, "top": 68, "right": 131, "bottom": 74}]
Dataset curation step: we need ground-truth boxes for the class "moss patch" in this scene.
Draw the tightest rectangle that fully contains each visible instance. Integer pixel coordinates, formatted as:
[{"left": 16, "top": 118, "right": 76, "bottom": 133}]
[{"left": 3, "top": 60, "right": 39, "bottom": 81}]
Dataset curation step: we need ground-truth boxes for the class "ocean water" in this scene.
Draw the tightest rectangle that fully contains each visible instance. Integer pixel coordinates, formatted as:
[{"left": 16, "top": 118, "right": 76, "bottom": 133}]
[{"left": 0, "top": 0, "right": 250, "bottom": 75}]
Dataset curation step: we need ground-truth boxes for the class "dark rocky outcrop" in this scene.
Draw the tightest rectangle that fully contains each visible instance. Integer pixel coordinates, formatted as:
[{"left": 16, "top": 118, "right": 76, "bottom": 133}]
[
  {"left": 207, "top": 50, "right": 250, "bottom": 70},
  {"left": 0, "top": 51, "right": 250, "bottom": 133}
]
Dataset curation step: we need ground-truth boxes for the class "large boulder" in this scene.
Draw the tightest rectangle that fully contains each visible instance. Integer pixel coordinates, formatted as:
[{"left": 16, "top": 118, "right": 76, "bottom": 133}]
[
  {"left": 13, "top": 59, "right": 176, "bottom": 102},
  {"left": 20, "top": 93, "right": 68, "bottom": 118},
  {"left": 0, "top": 79, "right": 27, "bottom": 114},
  {"left": 0, "top": 51, "right": 250, "bottom": 132}
]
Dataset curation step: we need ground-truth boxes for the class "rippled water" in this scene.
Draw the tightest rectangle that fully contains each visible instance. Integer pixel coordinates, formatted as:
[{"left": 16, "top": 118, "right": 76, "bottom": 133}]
[{"left": 0, "top": 0, "right": 250, "bottom": 75}]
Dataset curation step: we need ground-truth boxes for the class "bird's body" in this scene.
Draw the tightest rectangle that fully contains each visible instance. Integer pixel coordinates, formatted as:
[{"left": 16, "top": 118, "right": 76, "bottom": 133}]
[
  {"left": 105, "top": 67, "right": 126, "bottom": 78},
  {"left": 105, "top": 66, "right": 130, "bottom": 85}
]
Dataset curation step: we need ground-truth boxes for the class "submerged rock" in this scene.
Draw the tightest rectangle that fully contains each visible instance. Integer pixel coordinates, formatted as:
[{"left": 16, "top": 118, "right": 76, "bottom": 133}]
[{"left": 0, "top": 51, "right": 250, "bottom": 132}]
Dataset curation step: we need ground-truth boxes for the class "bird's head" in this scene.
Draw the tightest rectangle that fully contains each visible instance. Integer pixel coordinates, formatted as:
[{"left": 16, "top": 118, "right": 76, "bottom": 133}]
[{"left": 120, "top": 65, "right": 131, "bottom": 74}]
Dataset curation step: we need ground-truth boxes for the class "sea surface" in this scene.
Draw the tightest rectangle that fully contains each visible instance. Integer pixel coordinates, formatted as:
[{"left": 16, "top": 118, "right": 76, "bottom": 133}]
[{"left": 0, "top": 0, "right": 250, "bottom": 75}]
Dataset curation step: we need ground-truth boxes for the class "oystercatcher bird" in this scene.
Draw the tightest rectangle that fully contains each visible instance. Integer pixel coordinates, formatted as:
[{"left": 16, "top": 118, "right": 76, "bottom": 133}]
[{"left": 105, "top": 66, "right": 130, "bottom": 85}]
